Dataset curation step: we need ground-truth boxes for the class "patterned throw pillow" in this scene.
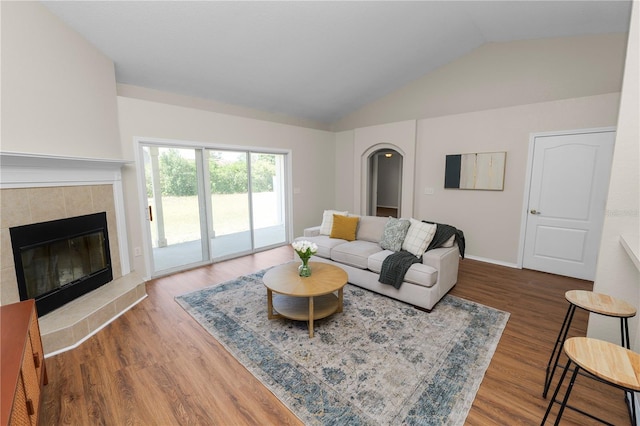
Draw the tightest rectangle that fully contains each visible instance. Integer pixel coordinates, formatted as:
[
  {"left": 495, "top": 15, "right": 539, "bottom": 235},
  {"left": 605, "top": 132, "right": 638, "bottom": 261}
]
[
  {"left": 402, "top": 218, "right": 437, "bottom": 258},
  {"left": 379, "top": 218, "right": 411, "bottom": 252},
  {"left": 320, "top": 210, "right": 348, "bottom": 235}
]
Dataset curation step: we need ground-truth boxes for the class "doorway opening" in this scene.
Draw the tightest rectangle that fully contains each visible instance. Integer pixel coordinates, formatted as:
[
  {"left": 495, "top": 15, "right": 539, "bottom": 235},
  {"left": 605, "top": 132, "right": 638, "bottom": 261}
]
[{"left": 368, "top": 149, "right": 402, "bottom": 218}]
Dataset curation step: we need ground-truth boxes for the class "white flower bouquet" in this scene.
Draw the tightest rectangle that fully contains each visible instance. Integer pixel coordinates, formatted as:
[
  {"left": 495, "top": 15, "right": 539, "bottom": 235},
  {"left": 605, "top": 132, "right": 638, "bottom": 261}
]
[
  {"left": 292, "top": 240, "right": 317, "bottom": 277},
  {"left": 292, "top": 240, "right": 318, "bottom": 261}
]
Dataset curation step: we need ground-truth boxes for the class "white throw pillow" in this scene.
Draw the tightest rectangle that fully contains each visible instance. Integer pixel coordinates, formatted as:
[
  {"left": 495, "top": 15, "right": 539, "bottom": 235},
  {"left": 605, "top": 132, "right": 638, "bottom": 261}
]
[
  {"left": 319, "top": 210, "right": 348, "bottom": 235},
  {"left": 402, "top": 218, "right": 437, "bottom": 258},
  {"left": 441, "top": 235, "right": 456, "bottom": 248}
]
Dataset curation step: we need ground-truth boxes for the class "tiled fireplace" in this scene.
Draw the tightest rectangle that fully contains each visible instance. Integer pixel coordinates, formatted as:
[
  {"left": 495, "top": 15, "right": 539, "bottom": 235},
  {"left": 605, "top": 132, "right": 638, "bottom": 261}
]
[{"left": 0, "top": 152, "right": 146, "bottom": 355}]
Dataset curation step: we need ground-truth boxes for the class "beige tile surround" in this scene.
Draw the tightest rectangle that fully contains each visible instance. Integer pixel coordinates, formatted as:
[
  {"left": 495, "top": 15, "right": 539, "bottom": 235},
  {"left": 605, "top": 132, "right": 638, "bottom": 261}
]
[
  {"left": 0, "top": 184, "right": 146, "bottom": 355},
  {"left": 39, "top": 272, "right": 147, "bottom": 355}
]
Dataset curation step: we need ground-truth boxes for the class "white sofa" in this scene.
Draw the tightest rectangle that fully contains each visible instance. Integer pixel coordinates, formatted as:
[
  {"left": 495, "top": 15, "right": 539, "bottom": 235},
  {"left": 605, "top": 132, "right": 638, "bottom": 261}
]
[{"left": 296, "top": 215, "right": 461, "bottom": 311}]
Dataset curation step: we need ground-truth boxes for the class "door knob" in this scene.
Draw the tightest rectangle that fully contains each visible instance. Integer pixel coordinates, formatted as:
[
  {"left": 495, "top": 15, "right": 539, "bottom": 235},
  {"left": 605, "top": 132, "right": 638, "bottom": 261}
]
[{"left": 530, "top": 209, "right": 541, "bottom": 215}]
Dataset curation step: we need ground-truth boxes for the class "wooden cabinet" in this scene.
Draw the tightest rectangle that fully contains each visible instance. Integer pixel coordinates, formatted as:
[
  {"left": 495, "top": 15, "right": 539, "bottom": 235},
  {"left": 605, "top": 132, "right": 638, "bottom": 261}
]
[{"left": 1, "top": 300, "right": 47, "bottom": 425}]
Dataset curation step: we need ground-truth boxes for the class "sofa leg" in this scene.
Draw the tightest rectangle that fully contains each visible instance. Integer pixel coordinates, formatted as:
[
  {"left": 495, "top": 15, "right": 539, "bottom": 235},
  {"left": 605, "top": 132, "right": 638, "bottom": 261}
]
[{"left": 413, "top": 305, "right": 432, "bottom": 313}]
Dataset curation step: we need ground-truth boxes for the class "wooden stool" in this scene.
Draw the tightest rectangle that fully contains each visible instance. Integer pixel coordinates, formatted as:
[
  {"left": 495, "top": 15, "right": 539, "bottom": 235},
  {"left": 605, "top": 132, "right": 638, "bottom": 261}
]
[
  {"left": 543, "top": 290, "right": 636, "bottom": 398},
  {"left": 541, "top": 337, "right": 640, "bottom": 425}
]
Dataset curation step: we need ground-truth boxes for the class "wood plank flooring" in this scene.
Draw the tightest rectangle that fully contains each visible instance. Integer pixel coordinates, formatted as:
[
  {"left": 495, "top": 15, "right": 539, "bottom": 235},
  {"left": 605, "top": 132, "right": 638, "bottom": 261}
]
[
  {"left": 40, "top": 246, "right": 632, "bottom": 425},
  {"left": 376, "top": 207, "right": 398, "bottom": 218}
]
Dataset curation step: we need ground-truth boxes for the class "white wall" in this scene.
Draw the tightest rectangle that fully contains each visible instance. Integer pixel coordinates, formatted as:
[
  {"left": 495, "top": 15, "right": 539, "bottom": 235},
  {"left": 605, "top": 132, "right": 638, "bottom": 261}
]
[
  {"left": 415, "top": 93, "right": 620, "bottom": 265},
  {"left": 589, "top": 2, "right": 640, "bottom": 349},
  {"left": 336, "top": 93, "right": 620, "bottom": 264},
  {"left": 116, "top": 97, "right": 335, "bottom": 276},
  {"left": 118, "top": 84, "right": 331, "bottom": 132},
  {"left": 334, "top": 130, "right": 355, "bottom": 211},
  {"left": 333, "top": 33, "right": 627, "bottom": 132},
  {"left": 332, "top": 32, "right": 626, "bottom": 265},
  {"left": 1, "top": 2, "right": 121, "bottom": 159}
]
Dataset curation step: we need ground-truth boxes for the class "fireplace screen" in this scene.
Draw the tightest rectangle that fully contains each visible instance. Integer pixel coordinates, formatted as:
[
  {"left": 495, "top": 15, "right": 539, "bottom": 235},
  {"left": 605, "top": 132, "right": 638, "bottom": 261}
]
[
  {"left": 21, "top": 231, "right": 108, "bottom": 299},
  {"left": 10, "top": 212, "right": 113, "bottom": 316}
]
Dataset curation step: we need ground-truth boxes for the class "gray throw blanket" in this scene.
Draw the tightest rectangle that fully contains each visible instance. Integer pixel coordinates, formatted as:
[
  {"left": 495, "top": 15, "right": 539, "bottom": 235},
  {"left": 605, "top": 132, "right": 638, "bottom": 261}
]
[
  {"left": 379, "top": 250, "right": 421, "bottom": 289},
  {"left": 424, "top": 221, "right": 465, "bottom": 259},
  {"left": 379, "top": 222, "right": 466, "bottom": 289}
]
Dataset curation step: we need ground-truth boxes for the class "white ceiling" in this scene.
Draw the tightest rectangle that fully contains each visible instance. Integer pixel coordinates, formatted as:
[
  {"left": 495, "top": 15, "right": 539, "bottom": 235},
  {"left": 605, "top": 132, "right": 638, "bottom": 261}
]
[{"left": 42, "top": 1, "right": 632, "bottom": 125}]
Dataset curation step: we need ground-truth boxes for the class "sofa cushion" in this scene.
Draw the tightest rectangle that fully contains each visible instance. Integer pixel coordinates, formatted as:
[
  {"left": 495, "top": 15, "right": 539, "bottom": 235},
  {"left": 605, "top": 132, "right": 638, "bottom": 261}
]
[
  {"left": 379, "top": 218, "right": 410, "bottom": 252},
  {"left": 368, "top": 250, "right": 438, "bottom": 288},
  {"left": 356, "top": 215, "right": 388, "bottom": 243},
  {"left": 330, "top": 214, "right": 359, "bottom": 241},
  {"left": 367, "top": 249, "right": 394, "bottom": 273},
  {"left": 331, "top": 241, "right": 383, "bottom": 269},
  {"left": 297, "top": 235, "right": 346, "bottom": 259},
  {"left": 402, "top": 219, "right": 437, "bottom": 258},
  {"left": 404, "top": 263, "right": 438, "bottom": 288},
  {"left": 319, "top": 210, "right": 348, "bottom": 235}
]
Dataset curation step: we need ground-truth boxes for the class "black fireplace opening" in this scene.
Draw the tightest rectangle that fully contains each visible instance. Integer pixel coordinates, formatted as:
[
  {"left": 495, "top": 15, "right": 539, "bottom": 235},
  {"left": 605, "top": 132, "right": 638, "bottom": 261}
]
[{"left": 10, "top": 212, "right": 113, "bottom": 317}]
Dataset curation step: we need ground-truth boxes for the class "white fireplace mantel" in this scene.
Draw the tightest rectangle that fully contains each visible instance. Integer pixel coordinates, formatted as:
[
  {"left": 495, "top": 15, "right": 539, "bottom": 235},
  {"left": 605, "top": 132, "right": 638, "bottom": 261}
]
[
  {"left": 0, "top": 151, "right": 131, "bottom": 188},
  {"left": 0, "top": 151, "right": 132, "bottom": 275}
]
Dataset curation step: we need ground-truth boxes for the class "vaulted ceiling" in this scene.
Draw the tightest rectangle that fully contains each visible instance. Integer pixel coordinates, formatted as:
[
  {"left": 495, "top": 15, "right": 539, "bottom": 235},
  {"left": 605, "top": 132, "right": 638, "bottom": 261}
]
[{"left": 42, "top": 1, "right": 632, "bottom": 125}]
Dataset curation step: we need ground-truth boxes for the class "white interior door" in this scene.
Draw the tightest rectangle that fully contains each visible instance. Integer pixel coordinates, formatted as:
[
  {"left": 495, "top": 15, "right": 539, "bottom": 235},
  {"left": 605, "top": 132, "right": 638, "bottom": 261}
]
[{"left": 523, "top": 130, "right": 615, "bottom": 280}]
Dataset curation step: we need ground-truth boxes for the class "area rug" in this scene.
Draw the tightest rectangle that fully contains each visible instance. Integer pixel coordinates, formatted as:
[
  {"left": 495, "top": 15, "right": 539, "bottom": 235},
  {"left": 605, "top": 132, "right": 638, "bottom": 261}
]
[{"left": 175, "top": 267, "right": 509, "bottom": 425}]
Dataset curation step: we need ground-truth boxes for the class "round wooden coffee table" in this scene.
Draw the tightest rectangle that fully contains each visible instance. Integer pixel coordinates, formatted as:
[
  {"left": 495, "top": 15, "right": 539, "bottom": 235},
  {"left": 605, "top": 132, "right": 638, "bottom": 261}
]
[{"left": 263, "top": 261, "right": 347, "bottom": 337}]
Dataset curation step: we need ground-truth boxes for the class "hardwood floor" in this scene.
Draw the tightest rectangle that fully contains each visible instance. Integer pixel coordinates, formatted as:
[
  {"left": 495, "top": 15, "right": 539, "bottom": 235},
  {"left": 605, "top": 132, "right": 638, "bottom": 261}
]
[
  {"left": 41, "top": 246, "right": 631, "bottom": 425},
  {"left": 376, "top": 206, "right": 398, "bottom": 218}
]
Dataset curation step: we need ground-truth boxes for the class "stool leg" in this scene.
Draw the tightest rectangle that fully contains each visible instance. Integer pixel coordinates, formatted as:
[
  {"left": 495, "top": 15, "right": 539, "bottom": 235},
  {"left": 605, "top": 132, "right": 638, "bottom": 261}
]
[
  {"left": 542, "top": 359, "right": 573, "bottom": 425},
  {"left": 621, "top": 317, "right": 631, "bottom": 350},
  {"left": 554, "top": 363, "right": 580, "bottom": 426},
  {"left": 620, "top": 317, "right": 635, "bottom": 425},
  {"left": 544, "top": 304, "right": 576, "bottom": 398}
]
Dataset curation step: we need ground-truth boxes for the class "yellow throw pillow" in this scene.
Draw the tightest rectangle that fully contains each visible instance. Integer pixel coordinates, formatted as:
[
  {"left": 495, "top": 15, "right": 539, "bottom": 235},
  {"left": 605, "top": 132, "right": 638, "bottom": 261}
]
[{"left": 330, "top": 214, "right": 359, "bottom": 241}]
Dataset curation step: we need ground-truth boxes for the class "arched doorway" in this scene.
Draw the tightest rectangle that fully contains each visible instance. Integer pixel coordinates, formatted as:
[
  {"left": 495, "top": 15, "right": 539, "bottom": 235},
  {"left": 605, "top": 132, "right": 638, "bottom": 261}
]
[
  {"left": 353, "top": 120, "right": 416, "bottom": 217},
  {"left": 368, "top": 149, "right": 403, "bottom": 217}
]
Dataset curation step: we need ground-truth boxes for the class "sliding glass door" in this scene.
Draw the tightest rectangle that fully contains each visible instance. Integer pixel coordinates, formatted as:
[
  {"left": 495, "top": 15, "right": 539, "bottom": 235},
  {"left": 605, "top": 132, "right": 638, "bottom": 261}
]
[
  {"left": 143, "top": 146, "right": 208, "bottom": 274},
  {"left": 141, "top": 143, "right": 289, "bottom": 276},
  {"left": 207, "top": 150, "right": 287, "bottom": 258},
  {"left": 207, "top": 150, "right": 252, "bottom": 258},
  {"left": 251, "top": 153, "right": 286, "bottom": 249}
]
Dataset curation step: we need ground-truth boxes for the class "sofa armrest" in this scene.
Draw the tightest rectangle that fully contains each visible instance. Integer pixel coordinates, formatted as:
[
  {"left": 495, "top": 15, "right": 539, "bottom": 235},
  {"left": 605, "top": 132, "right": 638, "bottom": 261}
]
[
  {"left": 423, "top": 246, "right": 460, "bottom": 290},
  {"left": 303, "top": 226, "right": 321, "bottom": 237},
  {"left": 422, "top": 246, "right": 457, "bottom": 268}
]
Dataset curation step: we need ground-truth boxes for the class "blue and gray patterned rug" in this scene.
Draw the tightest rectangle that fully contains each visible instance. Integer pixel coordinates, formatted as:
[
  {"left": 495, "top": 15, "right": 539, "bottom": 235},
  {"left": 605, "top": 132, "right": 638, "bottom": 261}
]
[{"left": 175, "top": 267, "right": 509, "bottom": 425}]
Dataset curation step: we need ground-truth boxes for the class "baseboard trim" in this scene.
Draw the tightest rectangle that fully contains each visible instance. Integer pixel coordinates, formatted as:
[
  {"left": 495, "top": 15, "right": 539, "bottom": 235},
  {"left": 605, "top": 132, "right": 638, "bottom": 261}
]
[{"left": 464, "top": 255, "right": 520, "bottom": 269}]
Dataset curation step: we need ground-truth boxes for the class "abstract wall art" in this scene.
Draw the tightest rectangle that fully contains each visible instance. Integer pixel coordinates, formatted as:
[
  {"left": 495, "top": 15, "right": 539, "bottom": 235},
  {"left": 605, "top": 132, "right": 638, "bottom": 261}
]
[{"left": 444, "top": 152, "right": 506, "bottom": 191}]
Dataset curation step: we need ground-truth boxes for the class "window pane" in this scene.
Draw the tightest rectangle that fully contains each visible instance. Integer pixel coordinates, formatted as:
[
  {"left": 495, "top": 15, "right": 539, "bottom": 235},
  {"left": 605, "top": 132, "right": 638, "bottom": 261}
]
[
  {"left": 208, "top": 150, "right": 251, "bottom": 258},
  {"left": 251, "top": 152, "right": 286, "bottom": 249},
  {"left": 144, "top": 146, "right": 206, "bottom": 272}
]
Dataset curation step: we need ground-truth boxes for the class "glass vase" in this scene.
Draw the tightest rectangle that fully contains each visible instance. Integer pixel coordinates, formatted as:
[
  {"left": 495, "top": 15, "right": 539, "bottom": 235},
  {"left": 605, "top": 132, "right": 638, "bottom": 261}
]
[{"left": 298, "top": 258, "right": 311, "bottom": 277}]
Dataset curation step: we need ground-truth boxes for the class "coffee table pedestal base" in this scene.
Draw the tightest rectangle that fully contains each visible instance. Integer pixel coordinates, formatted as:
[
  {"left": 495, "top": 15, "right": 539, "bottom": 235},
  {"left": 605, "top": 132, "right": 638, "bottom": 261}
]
[{"left": 267, "top": 289, "right": 343, "bottom": 337}]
